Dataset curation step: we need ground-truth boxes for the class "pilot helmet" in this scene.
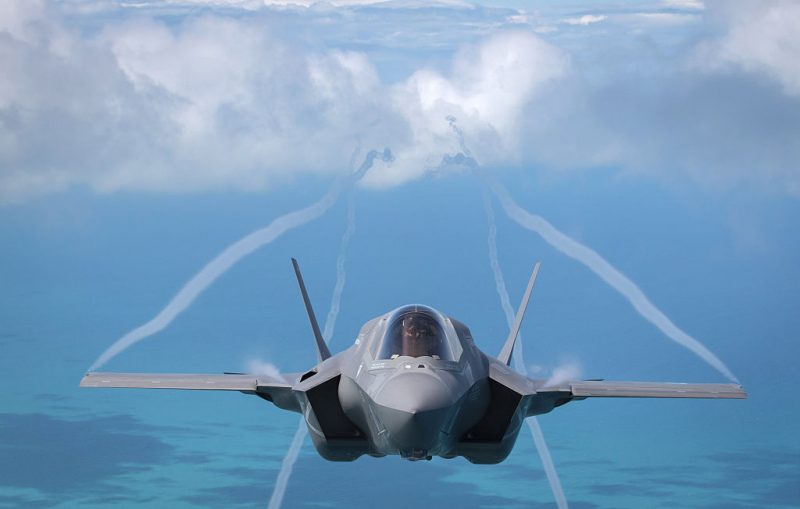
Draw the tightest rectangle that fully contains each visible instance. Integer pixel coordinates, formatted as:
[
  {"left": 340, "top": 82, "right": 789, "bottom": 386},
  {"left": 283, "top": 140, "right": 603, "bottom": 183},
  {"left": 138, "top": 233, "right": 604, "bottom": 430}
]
[{"left": 401, "top": 313, "right": 438, "bottom": 340}]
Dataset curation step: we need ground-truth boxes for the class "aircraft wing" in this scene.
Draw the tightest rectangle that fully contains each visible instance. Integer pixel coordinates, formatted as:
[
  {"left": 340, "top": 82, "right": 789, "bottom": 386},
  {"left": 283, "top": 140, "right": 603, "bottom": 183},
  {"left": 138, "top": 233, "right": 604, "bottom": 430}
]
[
  {"left": 81, "top": 372, "right": 301, "bottom": 413},
  {"left": 536, "top": 380, "right": 747, "bottom": 399},
  {"left": 81, "top": 372, "right": 266, "bottom": 391}
]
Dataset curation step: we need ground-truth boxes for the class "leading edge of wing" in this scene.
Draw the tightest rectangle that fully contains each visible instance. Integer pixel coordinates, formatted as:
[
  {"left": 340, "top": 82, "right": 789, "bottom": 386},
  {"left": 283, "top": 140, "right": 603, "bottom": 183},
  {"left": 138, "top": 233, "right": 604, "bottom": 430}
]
[
  {"left": 80, "top": 372, "right": 292, "bottom": 392},
  {"left": 536, "top": 380, "right": 747, "bottom": 399}
]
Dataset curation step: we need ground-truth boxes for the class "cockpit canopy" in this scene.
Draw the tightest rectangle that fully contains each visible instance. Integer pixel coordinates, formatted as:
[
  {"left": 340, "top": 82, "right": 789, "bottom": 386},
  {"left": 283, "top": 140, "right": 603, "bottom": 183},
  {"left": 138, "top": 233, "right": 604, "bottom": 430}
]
[{"left": 376, "top": 305, "right": 460, "bottom": 361}]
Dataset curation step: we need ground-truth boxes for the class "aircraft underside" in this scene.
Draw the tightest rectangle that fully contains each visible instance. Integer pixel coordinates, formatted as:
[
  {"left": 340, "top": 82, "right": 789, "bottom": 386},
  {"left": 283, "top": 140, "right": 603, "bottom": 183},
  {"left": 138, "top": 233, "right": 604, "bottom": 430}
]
[{"left": 296, "top": 373, "right": 570, "bottom": 463}]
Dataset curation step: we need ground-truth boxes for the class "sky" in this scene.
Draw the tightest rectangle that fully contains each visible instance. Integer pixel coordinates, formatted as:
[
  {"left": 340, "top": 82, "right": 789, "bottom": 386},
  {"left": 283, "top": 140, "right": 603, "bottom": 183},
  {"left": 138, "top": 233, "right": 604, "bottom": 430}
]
[{"left": 1, "top": 0, "right": 799, "bottom": 508}]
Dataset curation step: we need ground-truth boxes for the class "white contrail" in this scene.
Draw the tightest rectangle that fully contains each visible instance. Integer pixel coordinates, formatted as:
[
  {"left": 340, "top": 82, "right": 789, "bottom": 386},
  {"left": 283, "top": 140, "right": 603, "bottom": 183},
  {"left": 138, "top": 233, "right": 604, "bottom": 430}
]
[
  {"left": 268, "top": 424, "right": 307, "bottom": 509},
  {"left": 485, "top": 193, "right": 526, "bottom": 370},
  {"left": 525, "top": 418, "right": 567, "bottom": 509},
  {"left": 484, "top": 195, "right": 570, "bottom": 509},
  {"left": 89, "top": 149, "right": 391, "bottom": 371},
  {"left": 267, "top": 197, "right": 357, "bottom": 509},
  {"left": 492, "top": 184, "right": 740, "bottom": 384},
  {"left": 322, "top": 197, "right": 356, "bottom": 341}
]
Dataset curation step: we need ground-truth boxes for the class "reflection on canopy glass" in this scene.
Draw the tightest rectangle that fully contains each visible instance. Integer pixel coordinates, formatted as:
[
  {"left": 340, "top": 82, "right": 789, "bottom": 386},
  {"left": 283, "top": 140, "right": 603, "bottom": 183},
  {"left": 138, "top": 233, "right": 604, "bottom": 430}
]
[{"left": 377, "top": 310, "right": 454, "bottom": 360}]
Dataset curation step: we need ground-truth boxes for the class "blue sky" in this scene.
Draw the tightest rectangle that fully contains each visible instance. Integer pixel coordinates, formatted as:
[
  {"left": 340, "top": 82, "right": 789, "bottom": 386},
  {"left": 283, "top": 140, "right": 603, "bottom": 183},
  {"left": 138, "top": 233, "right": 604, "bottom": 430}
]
[{"left": 1, "top": 0, "right": 799, "bottom": 508}]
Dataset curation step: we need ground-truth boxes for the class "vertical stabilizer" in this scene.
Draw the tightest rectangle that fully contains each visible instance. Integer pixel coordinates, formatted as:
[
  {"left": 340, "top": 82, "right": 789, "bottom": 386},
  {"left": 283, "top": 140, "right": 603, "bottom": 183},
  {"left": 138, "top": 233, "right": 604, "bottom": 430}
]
[
  {"left": 497, "top": 262, "right": 541, "bottom": 366},
  {"left": 291, "top": 258, "right": 332, "bottom": 364}
]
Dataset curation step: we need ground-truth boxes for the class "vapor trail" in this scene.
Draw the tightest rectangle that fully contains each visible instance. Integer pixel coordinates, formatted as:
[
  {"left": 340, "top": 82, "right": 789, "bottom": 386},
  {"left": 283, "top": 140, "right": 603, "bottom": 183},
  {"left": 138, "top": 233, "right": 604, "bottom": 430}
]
[
  {"left": 492, "top": 184, "right": 740, "bottom": 384},
  {"left": 525, "top": 418, "right": 567, "bottom": 509},
  {"left": 485, "top": 195, "right": 570, "bottom": 509},
  {"left": 322, "top": 197, "right": 356, "bottom": 341},
  {"left": 485, "top": 194, "right": 526, "bottom": 370},
  {"left": 89, "top": 149, "right": 391, "bottom": 371},
  {"left": 267, "top": 197, "right": 357, "bottom": 509},
  {"left": 268, "top": 423, "right": 307, "bottom": 509}
]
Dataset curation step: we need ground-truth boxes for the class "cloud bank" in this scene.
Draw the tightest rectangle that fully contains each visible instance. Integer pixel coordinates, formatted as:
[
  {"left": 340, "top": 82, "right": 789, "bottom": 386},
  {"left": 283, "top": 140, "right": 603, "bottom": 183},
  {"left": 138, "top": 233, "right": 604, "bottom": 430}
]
[
  {"left": 697, "top": 0, "right": 800, "bottom": 97},
  {"left": 1, "top": 0, "right": 798, "bottom": 203}
]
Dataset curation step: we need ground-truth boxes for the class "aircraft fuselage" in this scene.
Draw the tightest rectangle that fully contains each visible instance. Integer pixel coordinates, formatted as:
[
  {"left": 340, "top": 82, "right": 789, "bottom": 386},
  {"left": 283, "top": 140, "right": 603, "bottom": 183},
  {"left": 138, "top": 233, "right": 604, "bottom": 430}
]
[{"left": 287, "top": 304, "right": 561, "bottom": 463}]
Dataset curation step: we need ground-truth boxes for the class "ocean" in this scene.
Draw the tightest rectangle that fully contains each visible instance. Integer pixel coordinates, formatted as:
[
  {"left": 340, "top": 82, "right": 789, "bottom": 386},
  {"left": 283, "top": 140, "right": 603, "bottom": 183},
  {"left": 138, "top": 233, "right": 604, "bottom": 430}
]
[{"left": 1, "top": 171, "right": 797, "bottom": 508}]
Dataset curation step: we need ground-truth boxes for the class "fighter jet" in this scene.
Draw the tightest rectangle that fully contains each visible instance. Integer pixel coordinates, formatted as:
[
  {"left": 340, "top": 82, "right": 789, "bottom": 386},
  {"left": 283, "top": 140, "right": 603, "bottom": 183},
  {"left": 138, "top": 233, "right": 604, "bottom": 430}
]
[{"left": 81, "top": 260, "right": 746, "bottom": 463}]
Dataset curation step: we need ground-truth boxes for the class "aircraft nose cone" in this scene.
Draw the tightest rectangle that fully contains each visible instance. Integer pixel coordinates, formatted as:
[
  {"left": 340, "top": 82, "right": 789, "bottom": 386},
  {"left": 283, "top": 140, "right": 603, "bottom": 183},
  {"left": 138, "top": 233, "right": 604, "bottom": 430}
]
[
  {"left": 371, "top": 370, "right": 457, "bottom": 457},
  {"left": 373, "top": 370, "right": 453, "bottom": 414}
]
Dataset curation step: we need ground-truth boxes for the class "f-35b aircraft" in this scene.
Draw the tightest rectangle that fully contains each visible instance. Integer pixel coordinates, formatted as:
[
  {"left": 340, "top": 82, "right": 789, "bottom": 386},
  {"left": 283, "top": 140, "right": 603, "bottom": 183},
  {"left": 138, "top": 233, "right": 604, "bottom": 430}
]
[{"left": 81, "top": 260, "right": 746, "bottom": 463}]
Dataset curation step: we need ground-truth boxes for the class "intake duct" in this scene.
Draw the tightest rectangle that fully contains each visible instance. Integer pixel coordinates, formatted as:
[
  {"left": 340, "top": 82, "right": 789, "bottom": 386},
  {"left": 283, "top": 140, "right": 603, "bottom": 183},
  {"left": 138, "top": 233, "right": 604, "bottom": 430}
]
[
  {"left": 305, "top": 375, "right": 364, "bottom": 440},
  {"left": 461, "top": 378, "right": 522, "bottom": 442}
]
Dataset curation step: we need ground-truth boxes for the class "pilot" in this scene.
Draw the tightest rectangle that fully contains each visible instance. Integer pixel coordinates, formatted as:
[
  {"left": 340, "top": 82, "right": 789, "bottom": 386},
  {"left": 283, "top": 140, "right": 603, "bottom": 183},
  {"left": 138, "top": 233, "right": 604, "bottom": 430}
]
[{"left": 401, "top": 313, "right": 441, "bottom": 358}]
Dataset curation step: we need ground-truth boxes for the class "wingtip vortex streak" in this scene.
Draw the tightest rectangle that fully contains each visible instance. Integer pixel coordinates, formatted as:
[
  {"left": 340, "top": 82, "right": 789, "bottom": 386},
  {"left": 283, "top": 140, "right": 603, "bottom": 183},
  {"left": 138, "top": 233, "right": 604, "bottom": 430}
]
[{"left": 89, "top": 150, "right": 389, "bottom": 372}]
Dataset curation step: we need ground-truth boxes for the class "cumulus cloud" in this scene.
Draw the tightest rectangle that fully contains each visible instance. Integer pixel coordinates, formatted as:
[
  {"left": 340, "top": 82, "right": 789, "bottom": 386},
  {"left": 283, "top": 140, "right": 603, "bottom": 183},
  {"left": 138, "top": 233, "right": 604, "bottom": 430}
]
[
  {"left": 0, "top": 2, "right": 568, "bottom": 202},
  {"left": 517, "top": 69, "right": 800, "bottom": 195},
  {"left": 0, "top": 3, "right": 166, "bottom": 202},
  {"left": 370, "top": 30, "right": 568, "bottom": 187},
  {"left": 133, "top": 0, "right": 473, "bottom": 7},
  {"left": 696, "top": 0, "right": 800, "bottom": 97},
  {"left": 0, "top": 6, "right": 387, "bottom": 201},
  {"left": 0, "top": 0, "right": 797, "bottom": 202},
  {"left": 508, "top": 1, "right": 800, "bottom": 196}
]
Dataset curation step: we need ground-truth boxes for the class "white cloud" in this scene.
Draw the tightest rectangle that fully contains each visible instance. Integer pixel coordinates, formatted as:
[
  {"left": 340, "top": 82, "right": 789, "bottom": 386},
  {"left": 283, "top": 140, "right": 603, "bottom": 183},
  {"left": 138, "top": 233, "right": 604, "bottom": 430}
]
[
  {"left": 563, "top": 14, "right": 606, "bottom": 26},
  {"left": 661, "top": 0, "right": 704, "bottom": 10},
  {"left": 0, "top": 3, "right": 568, "bottom": 201},
  {"left": 0, "top": 0, "right": 45, "bottom": 43},
  {"left": 696, "top": 0, "right": 800, "bottom": 96},
  {"left": 630, "top": 12, "right": 698, "bottom": 24},
  {"left": 506, "top": 13, "right": 532, "bottom": 25},
  {"left": 119, "top": 0, "right": 474, "bottom": 8},
  {"left": 106, "top": 17, "right": 264, "bottom": 136},
  {"left": 371, "top": 31, "right": 568, "bottom": 187},
  {"left": 0, "top": 0, "right": 797, "bottom": 203},
  {"left": 0, "top": 6, "right": 394, "bottom": 201}
]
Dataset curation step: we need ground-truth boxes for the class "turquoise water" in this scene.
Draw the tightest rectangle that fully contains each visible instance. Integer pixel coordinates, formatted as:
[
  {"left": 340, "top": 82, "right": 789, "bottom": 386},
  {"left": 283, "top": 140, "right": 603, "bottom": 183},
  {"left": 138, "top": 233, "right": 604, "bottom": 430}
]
[{"left": 1, "top": 173, "right": 798, "bottom": 508}]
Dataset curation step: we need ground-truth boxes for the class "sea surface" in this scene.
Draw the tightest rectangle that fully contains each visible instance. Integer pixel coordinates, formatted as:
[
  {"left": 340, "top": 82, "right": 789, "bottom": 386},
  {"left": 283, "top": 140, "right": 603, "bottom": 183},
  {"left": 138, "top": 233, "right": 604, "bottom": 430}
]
[{"left": 1, "top": 171, "right": 798, "bottom": 508}]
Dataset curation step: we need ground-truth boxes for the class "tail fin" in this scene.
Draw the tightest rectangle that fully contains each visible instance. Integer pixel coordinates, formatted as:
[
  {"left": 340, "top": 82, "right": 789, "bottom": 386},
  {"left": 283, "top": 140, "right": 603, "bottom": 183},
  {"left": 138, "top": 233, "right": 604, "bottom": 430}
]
[
  {"left": 497, "top": 262, "right": 541, "bottom": 366},
  {"left": 291, "top": 258, "right": 332, "bottom": 364}
]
